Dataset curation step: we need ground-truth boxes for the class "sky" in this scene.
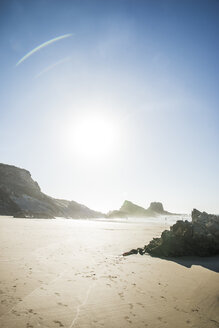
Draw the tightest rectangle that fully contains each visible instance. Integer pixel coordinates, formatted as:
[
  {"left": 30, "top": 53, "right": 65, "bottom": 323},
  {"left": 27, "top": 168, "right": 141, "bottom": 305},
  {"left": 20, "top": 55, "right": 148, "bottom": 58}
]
[{"left": 0, "top": 0, "right": 219, "bottom": 214}]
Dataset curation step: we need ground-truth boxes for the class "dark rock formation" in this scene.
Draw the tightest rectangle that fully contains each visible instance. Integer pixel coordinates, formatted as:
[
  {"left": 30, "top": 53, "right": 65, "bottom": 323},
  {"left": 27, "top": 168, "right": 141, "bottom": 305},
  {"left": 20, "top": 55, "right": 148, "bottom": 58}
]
[
  {"left": 107, "top": 200, "right": 175, "bottom": 218},
  {"left": 148, "top": 202, "right": 164, "bottom": 213},
  {"left": 120, "top": 200, "right": 150, "bottom": 217},
  {"left": 0, "top": 188, "right": 21, "bottom": 215},
  {"left": 123, "top": 209, "right": 219, "bottom": 257},
  {"left": 148, "top": 202, "right": 173, "bottom": 215},
  {"left": 0, "top": 163, "right": 104, "bottom": 219}
]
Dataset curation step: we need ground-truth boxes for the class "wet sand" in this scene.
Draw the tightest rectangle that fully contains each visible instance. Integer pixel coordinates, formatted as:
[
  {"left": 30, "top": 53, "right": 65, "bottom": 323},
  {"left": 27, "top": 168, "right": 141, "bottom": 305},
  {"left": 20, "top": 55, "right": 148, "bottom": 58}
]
[{"left": 0, "top": 216, "right": 218, "bottom": 328}]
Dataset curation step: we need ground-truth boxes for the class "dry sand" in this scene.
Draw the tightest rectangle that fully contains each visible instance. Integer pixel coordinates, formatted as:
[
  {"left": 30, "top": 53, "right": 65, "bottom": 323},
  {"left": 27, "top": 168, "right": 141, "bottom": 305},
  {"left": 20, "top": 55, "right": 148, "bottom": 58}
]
[{"left": 0, "top": 216, "right": 218, "bottom": 328}]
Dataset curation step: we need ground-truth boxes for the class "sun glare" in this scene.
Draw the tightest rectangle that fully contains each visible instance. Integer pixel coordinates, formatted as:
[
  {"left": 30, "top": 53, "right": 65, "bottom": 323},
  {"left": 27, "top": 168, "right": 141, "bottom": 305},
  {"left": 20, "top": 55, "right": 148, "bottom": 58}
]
[{"left": 63, "top": 115, "right": 118, "bottom": 160}]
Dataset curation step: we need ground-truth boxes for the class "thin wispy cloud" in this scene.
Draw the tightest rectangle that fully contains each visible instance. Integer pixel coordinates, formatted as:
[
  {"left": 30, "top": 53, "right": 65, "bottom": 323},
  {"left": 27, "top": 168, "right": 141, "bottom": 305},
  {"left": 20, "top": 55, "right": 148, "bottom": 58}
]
[
  {"left": 35, "top": 56, "right": 71, "bottom": 78},
  {"left": 16, "top": 33, "right": 72, "bottom": 66}
]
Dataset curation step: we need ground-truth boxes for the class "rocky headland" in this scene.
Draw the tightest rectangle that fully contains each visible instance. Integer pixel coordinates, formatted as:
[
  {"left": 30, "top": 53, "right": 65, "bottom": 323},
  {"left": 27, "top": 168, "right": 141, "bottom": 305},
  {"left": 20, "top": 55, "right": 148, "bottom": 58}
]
[
  {"left": 123, "top": 209, "right": 219, "bottom": 257},
  {"left": 0, "top": 163, "right": 104, "bottom": 219}
]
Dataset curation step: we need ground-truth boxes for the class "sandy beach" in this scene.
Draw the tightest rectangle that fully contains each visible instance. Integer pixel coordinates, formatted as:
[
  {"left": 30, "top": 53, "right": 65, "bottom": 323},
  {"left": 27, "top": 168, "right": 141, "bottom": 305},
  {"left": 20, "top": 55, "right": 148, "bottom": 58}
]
[{"left": 0, "top": 216, "right": 218, "bottom": 328}]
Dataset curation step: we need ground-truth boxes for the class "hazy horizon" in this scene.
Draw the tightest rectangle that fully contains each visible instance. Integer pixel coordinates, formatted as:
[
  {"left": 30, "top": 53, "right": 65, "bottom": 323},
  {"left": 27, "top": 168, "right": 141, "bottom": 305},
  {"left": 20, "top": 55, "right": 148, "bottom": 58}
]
[{"left": 0, "top": 0, "right": 219, "bottom": 214}]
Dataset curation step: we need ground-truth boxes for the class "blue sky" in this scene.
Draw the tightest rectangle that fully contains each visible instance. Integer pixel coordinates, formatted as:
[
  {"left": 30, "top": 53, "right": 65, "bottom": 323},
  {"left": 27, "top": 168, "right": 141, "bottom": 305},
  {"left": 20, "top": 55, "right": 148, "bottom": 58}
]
[{"left": 0, "top": 0, "right": 219, "bottom": 213}]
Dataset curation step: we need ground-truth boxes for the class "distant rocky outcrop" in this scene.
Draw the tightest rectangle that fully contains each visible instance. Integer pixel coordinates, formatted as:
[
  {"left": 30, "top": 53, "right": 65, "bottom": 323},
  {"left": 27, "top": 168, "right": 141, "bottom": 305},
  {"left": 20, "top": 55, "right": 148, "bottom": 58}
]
[
  {"left": 107, "top": 210, "right": 128, "bottom": 218},
  {"left": 148, "top": 202, "right": 172, "bottom": 215},
  {"left": 107, "top": 200, "right": 175, "bottom": 218},
  {"left": 123, "top": 209, "right": 219, "bottom": 257},
  {"left": 0, "top": 163, "right": 103, "bottom": 219}
]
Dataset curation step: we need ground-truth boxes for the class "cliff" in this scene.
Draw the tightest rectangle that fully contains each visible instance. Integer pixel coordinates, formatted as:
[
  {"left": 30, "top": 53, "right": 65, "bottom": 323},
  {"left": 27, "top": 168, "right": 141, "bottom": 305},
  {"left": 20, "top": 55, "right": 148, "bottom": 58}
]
[{"left": 0, "top": 163, "right": 103, "bottom": 219}]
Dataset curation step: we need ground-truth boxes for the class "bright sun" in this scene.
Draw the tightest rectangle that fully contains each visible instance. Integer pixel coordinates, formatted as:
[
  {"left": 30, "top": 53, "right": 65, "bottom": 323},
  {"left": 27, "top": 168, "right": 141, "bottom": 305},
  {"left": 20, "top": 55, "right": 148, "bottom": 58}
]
[{"left": 64, "top": 115, "right": 118, "bottom": 159}]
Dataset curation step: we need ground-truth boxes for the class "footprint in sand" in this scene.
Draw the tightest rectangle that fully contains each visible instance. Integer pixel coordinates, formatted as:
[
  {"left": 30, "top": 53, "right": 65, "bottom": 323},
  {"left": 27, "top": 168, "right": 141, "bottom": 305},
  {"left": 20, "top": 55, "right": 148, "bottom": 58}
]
[
  {"left": 157, "top": 316, "right": 163, "bottom": 321},
  {"left": 118, "top": 292, "right": 124, "bottom": 299},
  {"left": 12, "top": 309, "right": 20, "bottom": 316},
  {"left": 57, "top": 302, "right": 68, "bottom": 307},
  {"left": 25, "top": 309, "right": 35, "bottom": 315},
  {"left": 137, "top": 302, "right": 145, "bottom": 308},
  {"left": 53, "top": 320, "right": 64, "bottom": 327},
  {"left": 124, "top": 316, "right": 132, "bottom": 324}
]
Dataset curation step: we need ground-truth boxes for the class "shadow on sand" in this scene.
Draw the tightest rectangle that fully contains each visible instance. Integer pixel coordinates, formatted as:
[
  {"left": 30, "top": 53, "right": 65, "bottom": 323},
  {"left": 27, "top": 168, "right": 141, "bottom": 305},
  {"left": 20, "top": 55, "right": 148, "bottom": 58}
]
[{"left": 161, "top": 255, "right": 219, "bottom": 273}]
